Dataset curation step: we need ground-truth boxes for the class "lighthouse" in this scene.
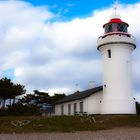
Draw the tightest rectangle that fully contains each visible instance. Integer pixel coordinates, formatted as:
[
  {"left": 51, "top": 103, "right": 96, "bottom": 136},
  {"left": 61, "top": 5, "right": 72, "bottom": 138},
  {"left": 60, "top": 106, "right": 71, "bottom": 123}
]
[{"left": 97, "top": 12, "right": 136, "bottom": 114}]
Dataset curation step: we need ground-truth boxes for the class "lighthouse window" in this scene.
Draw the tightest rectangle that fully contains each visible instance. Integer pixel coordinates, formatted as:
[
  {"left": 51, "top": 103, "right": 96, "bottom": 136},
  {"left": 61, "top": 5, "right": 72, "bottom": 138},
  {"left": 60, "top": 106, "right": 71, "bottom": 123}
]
[
  {"left": 117, "top": 24, "right": 128, "bottom": 32},
  {"left": 108, "top": 50, "right": 111, "bottom": 58},
  {"left": 108, "top": 25, "right": 112, "bottom": 32},
  {"left": 105, "top": 24, "right": 112, "bottom": 33}
]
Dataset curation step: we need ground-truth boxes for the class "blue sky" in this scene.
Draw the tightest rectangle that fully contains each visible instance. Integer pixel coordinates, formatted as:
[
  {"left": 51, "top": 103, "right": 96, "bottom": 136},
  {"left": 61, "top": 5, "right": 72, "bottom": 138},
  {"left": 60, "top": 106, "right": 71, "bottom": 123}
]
[
  {"left": 0, "top": 0, "right": 139, "bottom": 99},
  {"left": 25, "top": 0, "right": 139, "bottom": 19}
]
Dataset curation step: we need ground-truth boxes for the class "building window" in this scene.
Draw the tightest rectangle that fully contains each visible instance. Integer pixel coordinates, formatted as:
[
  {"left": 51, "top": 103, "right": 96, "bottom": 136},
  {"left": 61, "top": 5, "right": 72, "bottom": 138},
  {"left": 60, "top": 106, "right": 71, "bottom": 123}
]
[
  {"left": 108, "top": 49, "right": 111, "bottom": 58},
  {"left": 68, "top": 104, "right": 71, "bottom": 115},
  {"left": 80, "top": 102, "right": 83, "bottom": 113},
  {"left": 61, "top": 104, "right": 64, "bottom": 115},
  {"left": 74, "top": 103, "right": 77, "bottom": 114}
]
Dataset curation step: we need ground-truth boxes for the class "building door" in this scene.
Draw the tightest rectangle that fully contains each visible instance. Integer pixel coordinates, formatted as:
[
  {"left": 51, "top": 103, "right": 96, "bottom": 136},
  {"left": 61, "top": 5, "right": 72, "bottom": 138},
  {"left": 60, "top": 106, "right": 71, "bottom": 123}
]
[{"left": 74, "top": 103, "right": 77, "bottom": 114}]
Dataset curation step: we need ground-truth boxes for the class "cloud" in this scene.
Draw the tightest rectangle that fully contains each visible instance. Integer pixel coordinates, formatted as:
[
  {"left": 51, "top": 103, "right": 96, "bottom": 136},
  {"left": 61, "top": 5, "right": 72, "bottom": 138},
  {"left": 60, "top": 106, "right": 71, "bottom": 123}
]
[
  {"left": 0, "top": 1, "right": 139, "bottom": 96},
  {"left": 66, "top": 3, "right": 75, "bottom": 7}
]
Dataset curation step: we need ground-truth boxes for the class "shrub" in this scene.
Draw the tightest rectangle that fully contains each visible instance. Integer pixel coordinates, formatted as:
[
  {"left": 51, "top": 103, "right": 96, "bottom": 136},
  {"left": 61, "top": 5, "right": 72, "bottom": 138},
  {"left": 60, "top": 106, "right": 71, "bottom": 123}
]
[
  {"left": 136, "top": 102, "right": 140, "bottom": 114},
  {"left": 0, "top": 108, "right": 9, "bottom": 116},
  {"left": 0, "top": 103, "right": 41, "bottom": 116}
]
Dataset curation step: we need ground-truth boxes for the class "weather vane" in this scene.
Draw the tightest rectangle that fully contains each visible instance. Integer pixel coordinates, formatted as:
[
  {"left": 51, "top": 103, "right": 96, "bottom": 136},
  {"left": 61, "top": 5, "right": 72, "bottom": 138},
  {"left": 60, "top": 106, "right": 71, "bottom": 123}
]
[
  {"left": 114, "top": 0, "right": 120, "bottom": 15},
  {"left": 75, "top": 83, "right": 79, "bottom": 91},
  {"left": 111, "top": 0, "right": 121, "bottom": 18}
]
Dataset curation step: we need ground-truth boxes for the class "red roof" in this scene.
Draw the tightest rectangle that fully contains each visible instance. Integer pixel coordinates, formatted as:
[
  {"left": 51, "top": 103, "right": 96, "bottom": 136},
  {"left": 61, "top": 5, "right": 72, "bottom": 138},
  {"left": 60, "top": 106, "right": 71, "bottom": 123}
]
[{"left": 103, "top": 18, "right": 129, "bottom": 28}]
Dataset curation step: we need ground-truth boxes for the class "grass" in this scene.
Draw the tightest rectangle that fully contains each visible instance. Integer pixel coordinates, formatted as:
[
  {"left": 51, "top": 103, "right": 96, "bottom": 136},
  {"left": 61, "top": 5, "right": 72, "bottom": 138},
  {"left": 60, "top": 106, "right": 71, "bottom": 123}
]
[{"left": 0, "top": 115, "right": 139, "bottom": 133}]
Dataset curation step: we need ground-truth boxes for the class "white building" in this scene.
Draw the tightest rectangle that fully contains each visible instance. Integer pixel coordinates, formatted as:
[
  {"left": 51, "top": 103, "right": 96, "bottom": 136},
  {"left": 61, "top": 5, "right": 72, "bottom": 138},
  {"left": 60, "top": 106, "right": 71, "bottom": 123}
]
[
  {"left": 54, "top": 86, "right": 103, "bottom": 115},
  {"left": 54, "top": 14, "right": 136, "bottom": 115}
]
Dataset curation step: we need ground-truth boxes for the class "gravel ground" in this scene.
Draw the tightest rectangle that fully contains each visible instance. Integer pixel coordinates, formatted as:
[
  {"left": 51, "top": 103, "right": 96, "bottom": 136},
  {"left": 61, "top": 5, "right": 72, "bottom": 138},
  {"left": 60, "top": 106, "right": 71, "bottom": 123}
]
[{"left": 0, "top": 127, "right": 140, "bottom": 140}]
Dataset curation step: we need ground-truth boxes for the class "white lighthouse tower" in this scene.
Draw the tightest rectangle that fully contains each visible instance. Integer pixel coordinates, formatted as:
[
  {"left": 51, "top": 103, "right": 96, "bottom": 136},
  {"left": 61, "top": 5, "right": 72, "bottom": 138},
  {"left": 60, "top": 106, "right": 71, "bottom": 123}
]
[{"left": 97, "top": 12, "right": 136, "bottom": 114}]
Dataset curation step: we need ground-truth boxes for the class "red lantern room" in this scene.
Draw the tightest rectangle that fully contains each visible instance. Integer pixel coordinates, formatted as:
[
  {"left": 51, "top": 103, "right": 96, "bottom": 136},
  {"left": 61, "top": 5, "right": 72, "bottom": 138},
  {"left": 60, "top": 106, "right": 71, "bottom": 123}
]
[{"left": 103, "top": 17, "right": 130, "bottom": 37}]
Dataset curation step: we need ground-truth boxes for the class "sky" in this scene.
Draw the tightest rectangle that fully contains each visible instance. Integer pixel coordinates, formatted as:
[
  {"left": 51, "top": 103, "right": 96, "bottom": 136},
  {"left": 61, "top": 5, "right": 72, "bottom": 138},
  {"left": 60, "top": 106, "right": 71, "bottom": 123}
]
[{"left": 0, "top": 0, "right": 140, "bottom": 99}]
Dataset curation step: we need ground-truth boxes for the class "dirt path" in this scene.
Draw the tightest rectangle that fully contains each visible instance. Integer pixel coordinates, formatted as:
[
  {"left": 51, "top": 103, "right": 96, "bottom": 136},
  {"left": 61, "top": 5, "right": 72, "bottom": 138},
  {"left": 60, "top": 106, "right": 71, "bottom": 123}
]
[{"left": 0, "top": 127, "right": 140, "bottom": 140}]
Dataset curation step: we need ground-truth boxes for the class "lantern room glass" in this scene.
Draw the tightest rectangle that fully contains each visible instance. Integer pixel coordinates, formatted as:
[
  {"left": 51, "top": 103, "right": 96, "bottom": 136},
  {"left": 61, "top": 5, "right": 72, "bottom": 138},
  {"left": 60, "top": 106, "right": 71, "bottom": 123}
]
[{"left": 105, "top": 23, "right": 128, "bottom": 33}]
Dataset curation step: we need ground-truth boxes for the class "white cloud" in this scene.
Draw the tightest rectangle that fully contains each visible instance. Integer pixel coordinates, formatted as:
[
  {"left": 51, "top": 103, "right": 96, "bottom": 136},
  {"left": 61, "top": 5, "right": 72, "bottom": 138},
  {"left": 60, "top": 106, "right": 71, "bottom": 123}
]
[
  {"left": 66, "top": 3, "right": 75, "bottom": 7},
  {"left": 47, "top": 88, "right": 72, "bottom": 95},
  {"left": 0, "top": 1, "right": 139, "bottom": 96}
]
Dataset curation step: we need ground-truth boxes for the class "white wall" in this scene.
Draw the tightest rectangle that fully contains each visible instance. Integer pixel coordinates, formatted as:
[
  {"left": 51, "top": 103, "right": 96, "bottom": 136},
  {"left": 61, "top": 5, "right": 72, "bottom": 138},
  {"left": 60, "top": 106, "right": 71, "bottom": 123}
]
[
  {"left": 54, "top": 91, "right": 103, "bottom": 115},
  {"left": 55, "top": 104, "right": 62, "bottom": 116},
  {"left": 55, "top": 100, "right": 82, "bottom": 116},
  {"left": 97, "top": 35, "right": 136, "bottom": 114},
  {"left": 84, "top": 91, "right": 102, "bottom": 114}
]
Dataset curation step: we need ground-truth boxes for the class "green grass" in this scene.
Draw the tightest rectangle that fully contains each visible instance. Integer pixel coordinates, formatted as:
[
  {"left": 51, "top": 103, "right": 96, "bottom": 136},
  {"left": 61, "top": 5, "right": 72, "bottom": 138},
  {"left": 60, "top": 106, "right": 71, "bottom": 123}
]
[{"left": 0, "top": 115, "right": 139, "bottom": 133}]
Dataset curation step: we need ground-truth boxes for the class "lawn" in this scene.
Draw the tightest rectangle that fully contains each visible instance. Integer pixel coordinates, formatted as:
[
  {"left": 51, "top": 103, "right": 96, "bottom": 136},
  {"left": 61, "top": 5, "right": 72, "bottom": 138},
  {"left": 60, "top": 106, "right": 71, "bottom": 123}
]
[{"left": 0, "top": 115, "right": 140, "bottom": 133}]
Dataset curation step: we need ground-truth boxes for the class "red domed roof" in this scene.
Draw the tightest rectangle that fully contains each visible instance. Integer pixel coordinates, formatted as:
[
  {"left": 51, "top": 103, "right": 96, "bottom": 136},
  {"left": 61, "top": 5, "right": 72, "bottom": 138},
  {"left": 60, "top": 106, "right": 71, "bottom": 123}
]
[{"left": 103, "top": 18, "right": 129, "bottom": 28}]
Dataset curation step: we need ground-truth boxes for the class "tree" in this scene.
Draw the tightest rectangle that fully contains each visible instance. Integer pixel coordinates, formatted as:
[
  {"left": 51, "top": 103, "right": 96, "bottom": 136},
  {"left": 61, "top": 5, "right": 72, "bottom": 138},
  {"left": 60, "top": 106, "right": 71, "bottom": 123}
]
[
  {"left": 20, "top": 91, "right": 66, "bottom": 105},
  {"left": 12, "top": 84, "right": 26, "bottom": 104},
  {"left": 19, "top": 90, "right": 49, "bottom": 105},
  {"left": 33, "top": 90, "right": 49, "bottom": 104},
  {"left": 47, "top": 93, "right": 66, "bottom": 104},
  {"left": 0, "top": 77, "right": 26, "bottom": 108},
  {"left": 19, "top": 94, "right": 37, "bottom": 104},
  {"left": 33, "top": 91, "right": 65, "bottom": 104}
]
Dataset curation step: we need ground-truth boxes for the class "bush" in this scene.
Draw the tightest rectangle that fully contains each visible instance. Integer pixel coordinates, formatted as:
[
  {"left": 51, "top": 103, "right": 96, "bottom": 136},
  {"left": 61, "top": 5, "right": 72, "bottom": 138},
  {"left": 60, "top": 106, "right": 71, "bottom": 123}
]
[
  {"left": 0, "top": 103, "right": 41, "bottom": 116},
  {"left": 0, "top": 108, "right": 9, "bottom": 116},
  {"left": 136, "top": 102, "right": 140, "bottom": 114}
]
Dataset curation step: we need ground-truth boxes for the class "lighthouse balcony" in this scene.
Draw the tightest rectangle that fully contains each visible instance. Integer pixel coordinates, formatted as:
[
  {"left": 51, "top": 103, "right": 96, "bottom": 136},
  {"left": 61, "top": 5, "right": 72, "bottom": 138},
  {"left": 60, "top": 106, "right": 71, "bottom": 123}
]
[{"left": 97, "top": 33, "right": 136, "bottom": 50}]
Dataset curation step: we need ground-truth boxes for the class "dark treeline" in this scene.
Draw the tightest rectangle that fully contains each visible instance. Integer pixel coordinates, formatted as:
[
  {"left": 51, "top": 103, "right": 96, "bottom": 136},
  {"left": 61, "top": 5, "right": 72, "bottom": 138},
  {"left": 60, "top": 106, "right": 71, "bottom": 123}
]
[
  {"left": 19, "top": 90, "right": 65, "bottom": 105},
  {"left": 0, "top": 77, "right": 26, "bottom": 108},
  {"left": 0, "top": 77, "right": 65, "bottom": 116},
  {"left": 0, "top": 77, "right": 140, "bottom": 116}
]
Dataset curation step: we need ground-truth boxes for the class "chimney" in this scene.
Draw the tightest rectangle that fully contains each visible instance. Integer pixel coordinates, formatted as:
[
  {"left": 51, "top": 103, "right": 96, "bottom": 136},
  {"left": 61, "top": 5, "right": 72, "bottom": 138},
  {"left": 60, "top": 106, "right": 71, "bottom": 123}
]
[{"left": 88, "top": 81, "right": 95, "bottom": 89}]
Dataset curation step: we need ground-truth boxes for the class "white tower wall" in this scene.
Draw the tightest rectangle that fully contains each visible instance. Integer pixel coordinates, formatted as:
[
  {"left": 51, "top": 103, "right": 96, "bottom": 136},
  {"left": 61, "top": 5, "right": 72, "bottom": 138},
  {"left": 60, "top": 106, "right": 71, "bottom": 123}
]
[{"left": 97, "top": 35, "right": 136, "bottom": 114}]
